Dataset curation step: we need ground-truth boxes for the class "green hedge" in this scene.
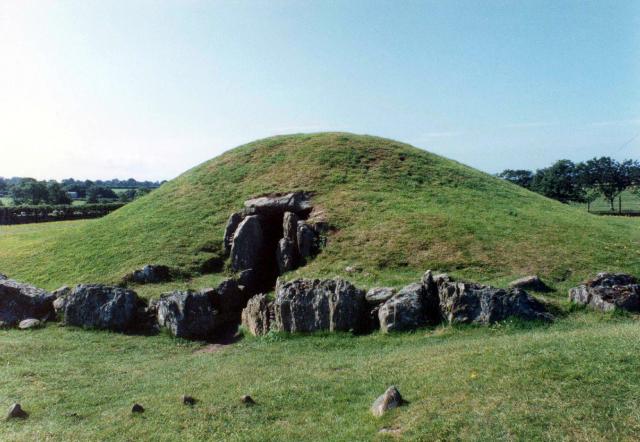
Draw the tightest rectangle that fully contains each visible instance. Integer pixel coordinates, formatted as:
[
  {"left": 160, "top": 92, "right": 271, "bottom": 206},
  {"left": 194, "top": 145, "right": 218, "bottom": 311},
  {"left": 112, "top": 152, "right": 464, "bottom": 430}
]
[{"left": 0, "top": 203, "right": 125, "bottom": 225}]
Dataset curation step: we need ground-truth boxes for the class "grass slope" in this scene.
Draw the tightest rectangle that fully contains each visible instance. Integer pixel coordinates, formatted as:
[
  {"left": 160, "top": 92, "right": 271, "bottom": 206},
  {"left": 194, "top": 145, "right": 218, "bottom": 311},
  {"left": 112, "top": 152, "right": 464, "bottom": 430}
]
[
  {"left": 0, "top": 133, "right": 639, "bottom": 294},
  {"left": 2, "top": 312, "right": 640, "bottom": 441}
]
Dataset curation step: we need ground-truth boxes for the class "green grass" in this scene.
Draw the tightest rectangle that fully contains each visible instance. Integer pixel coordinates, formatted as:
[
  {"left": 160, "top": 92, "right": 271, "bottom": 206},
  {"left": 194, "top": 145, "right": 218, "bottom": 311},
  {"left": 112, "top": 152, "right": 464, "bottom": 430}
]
[
  {"left": 1, "top": 312, "right": 640, "bottom": 441},
  {"left": 0, "top": 133, "right": 639, "bottom": 295}
]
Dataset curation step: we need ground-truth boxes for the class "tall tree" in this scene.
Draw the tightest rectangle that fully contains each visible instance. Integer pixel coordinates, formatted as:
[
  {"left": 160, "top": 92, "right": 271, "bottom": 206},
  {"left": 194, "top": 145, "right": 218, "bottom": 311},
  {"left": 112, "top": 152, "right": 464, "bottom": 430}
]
[
  {"left": 498, "top": 169, "right": 534, "bottom": 189},
  {"left": 577, "top": 157, "right": 637, "bottom": 211},
  {"left": 531, "top": 160, "right": 584, "bottom": 203}
]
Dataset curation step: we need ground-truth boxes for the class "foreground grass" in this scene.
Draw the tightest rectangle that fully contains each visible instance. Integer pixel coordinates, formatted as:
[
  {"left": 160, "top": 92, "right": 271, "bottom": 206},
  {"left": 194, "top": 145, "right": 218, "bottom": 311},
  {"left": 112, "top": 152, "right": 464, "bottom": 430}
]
[
  {"left": 1, "top": 312, "right": 639, "bottom": 441},
  {"left": 1, "top": 133, "right": 639, "bottom": 293}
]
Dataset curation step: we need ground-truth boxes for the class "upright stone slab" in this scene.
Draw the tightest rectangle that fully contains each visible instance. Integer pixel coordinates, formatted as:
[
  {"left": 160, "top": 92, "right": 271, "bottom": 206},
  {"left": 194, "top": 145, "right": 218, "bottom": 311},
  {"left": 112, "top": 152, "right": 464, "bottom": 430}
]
[
  {"left": 276, "top": 238, "right": 297, "bottom": 274},
  {"left": 282, "top": 211, "right": 299, "bottom": 243},
  {"left": 241, "top": 294, "right": 273, "bottom": 336},
  {"left": 296, "top": 221, "right": 317, "bottom": 258},
  {"left": 223, "top": 212, "right": 244, "bottom": 255},
  {"left": 230, "top": 215, "right": 264, "bottom": 272}
]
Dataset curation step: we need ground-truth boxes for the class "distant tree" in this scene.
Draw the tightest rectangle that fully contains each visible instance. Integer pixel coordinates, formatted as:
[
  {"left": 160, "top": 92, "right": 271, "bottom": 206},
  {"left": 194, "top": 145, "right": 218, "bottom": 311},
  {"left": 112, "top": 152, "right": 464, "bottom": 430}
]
[
  {"left": 577, "top": 157, "right": 637, "bottom": 211},
  {"left": 498, "top": 169, "right": 534, "bottom": 189},
  {"left": 10, "top": 178, "right": 49, "bottom": 205},
  {"left": 118, "top": 189, "right": 137, "bottom": 203},
  {"left": 86, "top": 186, "right": 118, "bottom": 203},
  {"left": 531, "top": 160, "right": 584, "bottom": 203},
  {"left": 46, "top": 182, "right": 72, "bottom": 205}
]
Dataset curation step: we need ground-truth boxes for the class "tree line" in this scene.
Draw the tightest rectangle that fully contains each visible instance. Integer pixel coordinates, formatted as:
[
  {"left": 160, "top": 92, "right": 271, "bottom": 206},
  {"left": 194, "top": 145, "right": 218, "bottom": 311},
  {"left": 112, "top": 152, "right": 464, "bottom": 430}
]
[
  {"left": 0, "top": 177, "right": 163, "bottom": 206},
  {"left": 499, "top": 157, "right": 640, "bottom": 211}
]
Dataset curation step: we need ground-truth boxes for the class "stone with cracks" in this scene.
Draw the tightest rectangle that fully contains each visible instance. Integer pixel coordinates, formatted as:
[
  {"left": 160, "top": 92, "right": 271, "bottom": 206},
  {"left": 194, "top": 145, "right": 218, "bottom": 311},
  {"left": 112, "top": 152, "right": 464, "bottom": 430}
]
[
  {"left": 569, "top": 272, "right": 640, "bottom": 312},
  {"left": 438, "top": 281, "right": 552, "bottom": 324},
  {"left": 241, "top": 294, "right": 273, "bottom": 336},
  {"left": 64, "top": 285, "right": 143, "bottom": 332},
  {"left": 378, "top": 283, "right": 432, "bottom": 333},
  {"left": 371, "top": 386, "right": 404, "bottom": 417},
  {"left": 0, "top": 278, "right": 55, "bottom": 327},
  {"left": 243, "top": 192, "right": 312, "bottom": 216},
  {"left": 230, "top": 215, "right": 264, "bottom": 272},
  {"left": 156, "top": 290, "right": 218, "bottom": 340},
  {"left": 223, "top": 212, "right": 244, "bottom": 255},
  {"left": 273, "top": 278, "right": 366, "bottom": 333}
]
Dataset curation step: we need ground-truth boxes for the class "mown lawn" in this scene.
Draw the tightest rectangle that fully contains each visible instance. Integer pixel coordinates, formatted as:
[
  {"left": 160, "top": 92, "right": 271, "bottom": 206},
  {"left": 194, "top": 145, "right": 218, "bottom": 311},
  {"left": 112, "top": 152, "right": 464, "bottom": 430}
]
[{"left": 1, "top": 311, "right": 639, "bottom": 441}]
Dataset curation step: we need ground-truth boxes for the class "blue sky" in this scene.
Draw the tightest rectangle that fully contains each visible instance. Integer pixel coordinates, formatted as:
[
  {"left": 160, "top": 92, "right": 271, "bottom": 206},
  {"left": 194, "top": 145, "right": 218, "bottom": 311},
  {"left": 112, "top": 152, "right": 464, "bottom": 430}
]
[{"left": 1, "top": 0, "right": 638, "bottom": 180}]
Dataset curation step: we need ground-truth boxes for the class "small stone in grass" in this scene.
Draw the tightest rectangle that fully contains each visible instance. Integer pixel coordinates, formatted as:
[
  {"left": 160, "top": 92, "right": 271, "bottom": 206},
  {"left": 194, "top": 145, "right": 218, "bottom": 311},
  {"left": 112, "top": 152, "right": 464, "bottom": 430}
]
[
  {"left": 241, "top": 395, "right": 255, "bottom": 405},
  {"left": 7, "top": 403, "right": 28, "bottom": 420},
  {"left": 371, "top": 386, "right": 404, "bottom": 417},
  {"left": 131, "top": 403, "right": 145, "bottom": 414},
  {"left": 182, "top": 395, "right": 196, "bottom": 406},
  {"left": 18, "top": 318, "right": 42, "bottom": 329}
]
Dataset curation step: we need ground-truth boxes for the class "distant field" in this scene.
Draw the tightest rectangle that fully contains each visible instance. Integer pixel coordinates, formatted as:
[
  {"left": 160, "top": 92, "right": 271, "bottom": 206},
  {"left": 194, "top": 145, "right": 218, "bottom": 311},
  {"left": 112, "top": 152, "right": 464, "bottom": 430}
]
[{"left": 587, "top": 190, "right": 640, "bottom": 214}]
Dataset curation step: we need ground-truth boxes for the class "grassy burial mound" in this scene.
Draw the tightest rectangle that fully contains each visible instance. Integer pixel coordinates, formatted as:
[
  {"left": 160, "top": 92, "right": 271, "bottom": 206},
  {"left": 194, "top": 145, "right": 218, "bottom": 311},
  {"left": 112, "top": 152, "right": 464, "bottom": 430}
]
[
  {"left": 2, "top": 133, "right": 640, "bottom": 440},
  {"left": 0, "top": 132, "right": 639, "bottom": 294}
]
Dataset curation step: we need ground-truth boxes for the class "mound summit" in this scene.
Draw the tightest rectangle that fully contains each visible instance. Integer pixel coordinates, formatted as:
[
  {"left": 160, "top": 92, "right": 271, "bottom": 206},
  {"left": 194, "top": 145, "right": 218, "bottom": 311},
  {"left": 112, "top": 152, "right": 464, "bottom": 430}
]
[{"left": 1, "top": 132, "right": 639, "bottom": 291}]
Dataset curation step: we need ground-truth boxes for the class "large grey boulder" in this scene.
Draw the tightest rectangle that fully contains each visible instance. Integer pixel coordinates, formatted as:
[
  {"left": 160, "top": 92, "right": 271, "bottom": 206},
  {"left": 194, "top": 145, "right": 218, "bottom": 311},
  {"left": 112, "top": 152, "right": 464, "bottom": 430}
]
[
  {"left": 438, "top": 282, "right": 552, "bottom": 324},
  {"left": 378, "top": 283, "right": 434, "bottom": 333},
  {"left": 156, "top": 290, "right": 218, "bottom": 340},
  {"left": 244, "top": 192, "right": 312, "bottom": 216},
  {"left": 64, "top": 285, "right": 143, "bottom": 332},
  {"left": 273, "top": 278, "right": 366, "bottom": 333},
  {"left": 223, "top": 212, "right": 244, "bottom": 255},
  {"left": 569, "top": 272, "right": 640, "bottom": 312},
  {"left": 0, "top": 278, "right": 55, "bottom": 327},
  {"left": 230, "top": 215, "right": 264, "bottom": 272},
  {"left": 241, "top": 294, "right": 273, "bottom": 336}
]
